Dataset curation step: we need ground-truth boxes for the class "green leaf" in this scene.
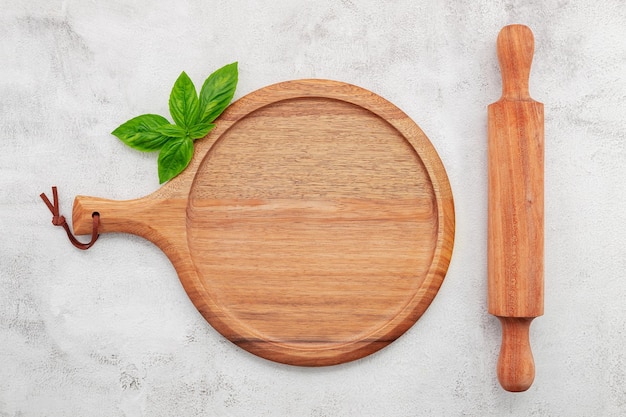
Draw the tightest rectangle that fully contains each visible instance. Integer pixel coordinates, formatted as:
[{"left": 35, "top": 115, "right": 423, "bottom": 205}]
[
  {"left": 156, "top": 123, "right": 187, "bottom": 138},
  {"left": 169, "top": 72, "right": 200, "bottom": 128},
  {"left": 113, "top": 63, "right": 238, "bottom": 184},
  {"left": 199, "top": 62, "right": 238, "bottom": 124},
  {"left": 188, "top": 122, "right": 216, "bottom": 140},
  {"left": 111, "top": 114, "right": 170, "bottom": 152},
  {"left": 157, "top": 136, "right": 194, "bottom": 183}
]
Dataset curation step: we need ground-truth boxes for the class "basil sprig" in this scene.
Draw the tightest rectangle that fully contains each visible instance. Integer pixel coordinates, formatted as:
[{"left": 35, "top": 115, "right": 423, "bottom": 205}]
[{"left": 112, "top": 62, "right": 238, "bottom": 183}]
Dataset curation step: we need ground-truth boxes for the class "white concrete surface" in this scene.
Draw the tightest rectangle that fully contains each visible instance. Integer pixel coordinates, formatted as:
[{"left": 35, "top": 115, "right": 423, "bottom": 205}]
[{"left": 1, "top": 0, "right": 625, "bottom": 415}]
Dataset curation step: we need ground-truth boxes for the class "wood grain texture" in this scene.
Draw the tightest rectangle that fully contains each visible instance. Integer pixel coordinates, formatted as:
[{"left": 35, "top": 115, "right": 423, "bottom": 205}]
[
  {"left": 73, "top": 79, "right": 455, "bottom": 366},
  {"left": 488, "top": 25, "right": 544, "bottom": 391}
]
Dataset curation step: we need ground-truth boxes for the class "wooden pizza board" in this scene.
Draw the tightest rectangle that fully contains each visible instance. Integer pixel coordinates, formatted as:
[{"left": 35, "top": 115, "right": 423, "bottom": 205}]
[{"left": 72, "top": 79, "right": 455, "bottom": 366}]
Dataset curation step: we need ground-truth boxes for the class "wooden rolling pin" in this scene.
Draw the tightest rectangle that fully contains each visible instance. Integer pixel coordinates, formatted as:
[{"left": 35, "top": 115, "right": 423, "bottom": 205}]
[{"left": 488, "top": 24, "right": 544, "bottom": 392}]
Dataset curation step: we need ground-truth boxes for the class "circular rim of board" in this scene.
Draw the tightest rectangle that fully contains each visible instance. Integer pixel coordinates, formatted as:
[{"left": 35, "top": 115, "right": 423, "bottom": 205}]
[{"left": 181, "top": 79, "right": 455, "bottom": 366}]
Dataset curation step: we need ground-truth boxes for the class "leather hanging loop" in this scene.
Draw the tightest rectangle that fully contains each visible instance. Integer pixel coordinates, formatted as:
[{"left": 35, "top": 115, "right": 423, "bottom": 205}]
[{"left": 40, "top": 186, "right": 100, "bottom": 250}]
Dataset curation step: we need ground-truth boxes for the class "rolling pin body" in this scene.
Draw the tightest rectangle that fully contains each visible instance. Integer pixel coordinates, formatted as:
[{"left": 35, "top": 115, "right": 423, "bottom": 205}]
[{"left": 488, "top": 24, "right": 544, "bottom": 392}]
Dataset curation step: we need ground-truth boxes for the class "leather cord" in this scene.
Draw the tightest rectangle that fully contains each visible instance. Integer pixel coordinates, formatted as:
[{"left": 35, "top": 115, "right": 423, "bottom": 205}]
[{"left": 40, "top": 186, "right": 99, "bottom": 250}]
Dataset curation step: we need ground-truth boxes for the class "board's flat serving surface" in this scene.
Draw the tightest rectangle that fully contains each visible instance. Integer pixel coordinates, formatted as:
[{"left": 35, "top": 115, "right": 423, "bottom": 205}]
[{"left": 73, "top": 80, "right": 455, "bottom": 366}]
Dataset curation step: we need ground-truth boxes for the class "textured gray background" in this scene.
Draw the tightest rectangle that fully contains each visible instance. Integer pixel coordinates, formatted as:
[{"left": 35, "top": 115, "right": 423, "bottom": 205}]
[{"left": 1, "top": 0, "right": 625, "bottom": 416}]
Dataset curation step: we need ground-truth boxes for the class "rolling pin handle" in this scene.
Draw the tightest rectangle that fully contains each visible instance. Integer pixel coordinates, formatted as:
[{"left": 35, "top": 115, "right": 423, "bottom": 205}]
[
  {"left": 497, "top": 317, "right": 535, "bottom": 392},
  {"left": 497, "top": 24, "right": 535, "bottom": 101}
]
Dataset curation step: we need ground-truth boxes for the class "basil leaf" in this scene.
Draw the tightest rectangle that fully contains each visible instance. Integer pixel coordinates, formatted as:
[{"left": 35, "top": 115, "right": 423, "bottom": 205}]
[
  {"left": 157, "top": 136, "right": 194, "bottom": 183},
  {"left": 169, "top": 72, "right": 200, "bottom": 128},
  {"left": 113, "top": 63, "right": 238, "bottom": 183},
  {"left": 156, "top": 123, "right": 187, "bottom": 138},
  {"left": 199, "top": 62, "right": 238, "bottom": 124},
  {"left": 111, "top": 114, "right": 170, "bottom": 151},
  {"left": 188, "top": 122, "right": 216, "bottom": 140}
]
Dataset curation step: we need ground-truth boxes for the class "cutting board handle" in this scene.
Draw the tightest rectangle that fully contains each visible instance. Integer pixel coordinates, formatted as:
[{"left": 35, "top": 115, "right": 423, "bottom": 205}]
[
  {"left": 72, "top": 193, "right": 187, "bottom": 252},
  {"left": 497, "top": 317, "right": 535, "bottom": 392},
  {"left": 73, "top": 195, "right": 147, "bottom": 235},
  {"left": 497, "top": 24, "right": 535, "bottom": 101}
]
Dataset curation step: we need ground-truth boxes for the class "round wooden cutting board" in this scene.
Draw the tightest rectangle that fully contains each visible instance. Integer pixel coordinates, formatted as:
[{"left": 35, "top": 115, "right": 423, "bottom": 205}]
[{"left": 73, "top": 79, "right": 455, "bottom": 366}]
